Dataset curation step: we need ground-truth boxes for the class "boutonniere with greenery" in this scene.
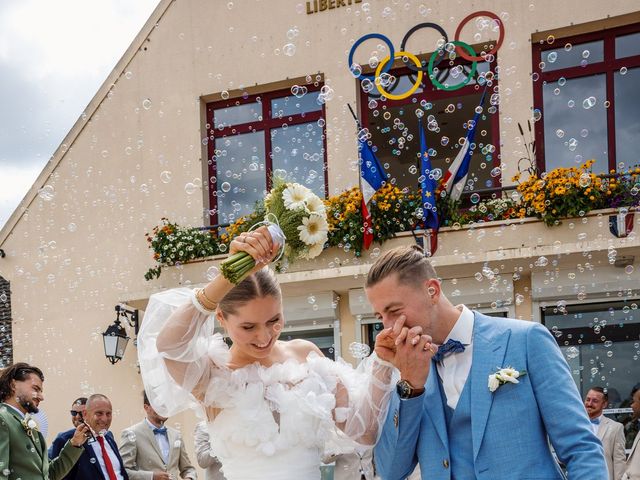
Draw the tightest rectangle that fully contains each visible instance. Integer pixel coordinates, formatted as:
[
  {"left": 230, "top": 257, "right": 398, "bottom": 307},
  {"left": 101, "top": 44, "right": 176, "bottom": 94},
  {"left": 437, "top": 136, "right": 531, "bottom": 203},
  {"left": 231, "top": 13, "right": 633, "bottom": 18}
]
[
  {"left": 488, "top": 367, "right": 527, "bottom": 393},
  {"left": 21, "top": 413, "right": 39, "bottom": 437}
]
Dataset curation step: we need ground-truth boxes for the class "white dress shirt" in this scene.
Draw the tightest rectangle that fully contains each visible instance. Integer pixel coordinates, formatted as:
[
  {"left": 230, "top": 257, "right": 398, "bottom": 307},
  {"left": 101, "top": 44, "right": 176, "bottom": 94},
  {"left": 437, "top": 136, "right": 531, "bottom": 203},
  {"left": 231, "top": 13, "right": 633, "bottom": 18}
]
[
  {"left": 436, "top": 305, "right": 474, "bottom": 410},
  {"left": 89, "top": 434, "right": 125, "bottom": 480},
  {"left": 146, "top": 418, "right": 170, "bottom": 462}
]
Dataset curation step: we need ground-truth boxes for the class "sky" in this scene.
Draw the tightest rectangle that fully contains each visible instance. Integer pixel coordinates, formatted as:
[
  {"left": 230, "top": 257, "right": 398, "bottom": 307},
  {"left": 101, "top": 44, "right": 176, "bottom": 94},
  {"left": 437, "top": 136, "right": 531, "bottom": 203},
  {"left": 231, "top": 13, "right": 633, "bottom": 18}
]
[{"left": 0, "top": 0, "right": 161, "bottom": 230}]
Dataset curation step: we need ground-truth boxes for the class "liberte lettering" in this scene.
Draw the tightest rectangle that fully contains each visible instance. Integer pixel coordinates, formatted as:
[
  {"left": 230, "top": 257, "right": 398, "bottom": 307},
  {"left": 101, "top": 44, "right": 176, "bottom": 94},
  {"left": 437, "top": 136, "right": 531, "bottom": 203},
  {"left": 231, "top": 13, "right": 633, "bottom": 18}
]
[{"left": 306, "top": 0, "right": 363, "bottom": 14}]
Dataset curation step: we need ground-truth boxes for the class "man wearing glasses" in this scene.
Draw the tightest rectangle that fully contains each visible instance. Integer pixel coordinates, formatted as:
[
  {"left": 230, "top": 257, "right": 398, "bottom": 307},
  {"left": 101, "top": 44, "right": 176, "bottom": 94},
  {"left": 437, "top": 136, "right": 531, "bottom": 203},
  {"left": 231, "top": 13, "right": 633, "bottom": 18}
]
[{"left": 49, "top": 397, "right": 88, "bottom": 459}]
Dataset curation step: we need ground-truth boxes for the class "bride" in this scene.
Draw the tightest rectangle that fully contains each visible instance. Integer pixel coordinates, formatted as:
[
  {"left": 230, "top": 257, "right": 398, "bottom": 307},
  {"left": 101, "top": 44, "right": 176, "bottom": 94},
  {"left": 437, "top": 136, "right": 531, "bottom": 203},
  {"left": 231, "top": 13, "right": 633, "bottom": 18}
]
[{"left": 138, "top": 226, "right": 434, "bottom": 480}]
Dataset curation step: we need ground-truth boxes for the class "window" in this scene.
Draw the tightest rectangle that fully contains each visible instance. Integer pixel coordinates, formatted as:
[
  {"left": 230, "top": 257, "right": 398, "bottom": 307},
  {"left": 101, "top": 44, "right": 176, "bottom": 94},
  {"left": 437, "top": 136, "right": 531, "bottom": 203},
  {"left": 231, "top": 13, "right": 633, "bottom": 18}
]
[
  {"left": 541, "top": 300, "right": 640, "bottom": 406},
  {"left": 206, "top": 85, "right": 327, "bottom": 225},
  {"left": 0, "top": 276, "right": 12, "bottom": 368},
  {"left": 281, "top": 328, "right": 336, "bottom": 360},
  {"left": 532, "top": 23, "right": 640, "bottom": 173},
  {"left": 359, "top": 57, "right": 501, "bottom": 200}
]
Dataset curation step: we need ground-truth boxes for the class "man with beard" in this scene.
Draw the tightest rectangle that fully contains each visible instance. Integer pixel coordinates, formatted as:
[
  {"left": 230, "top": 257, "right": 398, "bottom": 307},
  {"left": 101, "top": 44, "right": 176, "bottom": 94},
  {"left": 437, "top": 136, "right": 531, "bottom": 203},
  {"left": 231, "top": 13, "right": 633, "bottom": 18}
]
[
  {"left": 0, "top": 362, "right": 88, "bottom": 480},
  {"left": 120, "top": 391, "right": 196, "bottom": 480},
  {"left": 62, "top": 393, "right": 129, "bottom": 480}
]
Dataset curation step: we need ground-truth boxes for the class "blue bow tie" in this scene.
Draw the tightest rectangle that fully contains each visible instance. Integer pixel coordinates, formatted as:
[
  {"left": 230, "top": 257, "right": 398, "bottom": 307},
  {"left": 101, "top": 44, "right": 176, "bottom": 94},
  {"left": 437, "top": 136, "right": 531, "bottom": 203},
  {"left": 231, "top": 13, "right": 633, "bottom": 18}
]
[
  {"left": 590, "top": 418, "right": 601, "bottom": 425},
  {"left": 432, "top": 339, "right": 466, "bottom": 363},
  {"left": 153, "top": 427, "right": 167, "bottom": 435}
]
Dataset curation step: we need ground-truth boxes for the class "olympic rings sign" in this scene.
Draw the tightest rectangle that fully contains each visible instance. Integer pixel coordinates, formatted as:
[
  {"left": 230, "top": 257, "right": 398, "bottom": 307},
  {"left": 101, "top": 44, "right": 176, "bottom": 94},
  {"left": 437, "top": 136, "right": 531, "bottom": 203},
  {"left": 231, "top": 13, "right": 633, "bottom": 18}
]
[{"left": 347, "top": 11, "right": 505, "bottom": 100}]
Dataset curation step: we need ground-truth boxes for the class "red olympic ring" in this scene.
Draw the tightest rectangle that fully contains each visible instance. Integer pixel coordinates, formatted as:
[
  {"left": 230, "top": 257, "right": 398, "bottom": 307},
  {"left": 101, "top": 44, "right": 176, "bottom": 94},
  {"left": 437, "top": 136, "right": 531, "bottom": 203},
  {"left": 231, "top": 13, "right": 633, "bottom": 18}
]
[{"left": 454, "top": 11, "right": 505, "bottom": 62}]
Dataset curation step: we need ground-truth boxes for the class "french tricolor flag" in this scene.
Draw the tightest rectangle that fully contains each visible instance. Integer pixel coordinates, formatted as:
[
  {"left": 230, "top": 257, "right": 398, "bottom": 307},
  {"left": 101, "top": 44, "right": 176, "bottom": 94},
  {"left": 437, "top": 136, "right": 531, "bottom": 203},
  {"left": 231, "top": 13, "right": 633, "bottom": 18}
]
[
  {"left": 440, "top": 91, "right": 487, "bottom": 201},
  {"left": 359, "top": 139, "right": 386, "bottom": 250}
]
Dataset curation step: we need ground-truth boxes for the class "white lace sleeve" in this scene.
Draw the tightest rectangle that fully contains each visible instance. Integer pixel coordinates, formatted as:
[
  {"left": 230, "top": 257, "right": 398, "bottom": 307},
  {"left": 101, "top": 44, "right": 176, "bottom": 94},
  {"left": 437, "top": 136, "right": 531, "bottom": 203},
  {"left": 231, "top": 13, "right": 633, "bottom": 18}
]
[
  {"left": 137, "top": 287, "right": 230, "bottom": 417},
  {"left": 309, "top": 352, "right": 396, "bottom": 452}
]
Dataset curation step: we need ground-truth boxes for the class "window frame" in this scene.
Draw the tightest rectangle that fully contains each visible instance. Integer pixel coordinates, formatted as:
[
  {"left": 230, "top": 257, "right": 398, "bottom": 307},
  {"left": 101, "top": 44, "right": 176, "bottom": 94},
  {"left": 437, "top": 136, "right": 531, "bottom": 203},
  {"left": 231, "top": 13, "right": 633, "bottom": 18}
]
[
  {"left": 357, "top": 54, "right": 502, "bottom": 200},
  {"left": 531, "top": 22, "right": 640, "bottom": 173},
  {"left": 205, "top": 84, "right": 329, "bottom": 226}
]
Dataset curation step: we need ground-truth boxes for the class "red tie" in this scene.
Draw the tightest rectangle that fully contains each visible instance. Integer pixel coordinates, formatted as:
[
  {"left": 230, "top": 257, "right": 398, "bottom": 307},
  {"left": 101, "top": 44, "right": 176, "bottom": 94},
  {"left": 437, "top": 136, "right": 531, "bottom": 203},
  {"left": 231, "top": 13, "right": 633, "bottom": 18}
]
[{"left": 97, "top": 435, "right": 118, "bottom": 480}]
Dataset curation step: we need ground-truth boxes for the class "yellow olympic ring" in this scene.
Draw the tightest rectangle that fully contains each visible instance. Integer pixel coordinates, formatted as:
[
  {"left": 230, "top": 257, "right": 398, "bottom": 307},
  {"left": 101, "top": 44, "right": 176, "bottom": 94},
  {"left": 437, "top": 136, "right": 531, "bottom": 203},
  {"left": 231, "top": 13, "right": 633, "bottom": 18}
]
[{"left": 374, "top": 51, "right": 423, "bottom": 101}]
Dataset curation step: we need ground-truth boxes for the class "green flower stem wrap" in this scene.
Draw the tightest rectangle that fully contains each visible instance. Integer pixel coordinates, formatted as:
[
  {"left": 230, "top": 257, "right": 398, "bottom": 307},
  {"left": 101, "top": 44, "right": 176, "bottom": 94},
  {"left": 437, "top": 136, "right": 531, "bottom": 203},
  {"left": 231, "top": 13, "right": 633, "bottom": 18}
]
[{"left": 220, "top": 223, "right": 286, "bottom": 284}]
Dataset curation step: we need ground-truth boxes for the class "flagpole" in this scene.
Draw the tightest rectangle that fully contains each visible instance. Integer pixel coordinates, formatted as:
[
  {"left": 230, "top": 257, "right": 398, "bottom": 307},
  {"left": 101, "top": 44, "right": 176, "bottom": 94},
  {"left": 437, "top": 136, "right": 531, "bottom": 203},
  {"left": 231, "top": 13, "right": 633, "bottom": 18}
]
[{"left": 348, "top": 102, "right": 366, "bottom": 208}]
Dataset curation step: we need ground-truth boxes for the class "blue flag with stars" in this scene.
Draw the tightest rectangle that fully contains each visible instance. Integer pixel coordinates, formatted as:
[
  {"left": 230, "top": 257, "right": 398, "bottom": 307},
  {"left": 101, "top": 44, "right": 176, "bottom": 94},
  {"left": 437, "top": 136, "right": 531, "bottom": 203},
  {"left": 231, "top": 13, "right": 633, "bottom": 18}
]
[{"left": 419, "top": 118, "right": 438, "bottom": 230}]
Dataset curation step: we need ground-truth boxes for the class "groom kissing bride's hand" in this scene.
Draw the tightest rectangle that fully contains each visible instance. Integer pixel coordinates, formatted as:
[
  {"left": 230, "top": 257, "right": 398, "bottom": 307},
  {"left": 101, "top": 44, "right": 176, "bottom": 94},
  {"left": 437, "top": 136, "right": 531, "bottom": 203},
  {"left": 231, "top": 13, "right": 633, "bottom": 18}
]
[{"left": 374, "top": 314, "right": 435, "bottom": 395}]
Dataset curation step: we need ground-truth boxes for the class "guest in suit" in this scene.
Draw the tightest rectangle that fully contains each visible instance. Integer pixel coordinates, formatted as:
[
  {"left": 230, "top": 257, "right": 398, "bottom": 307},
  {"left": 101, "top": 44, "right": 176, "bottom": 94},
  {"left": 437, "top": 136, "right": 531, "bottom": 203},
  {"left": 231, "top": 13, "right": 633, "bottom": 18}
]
[
  {"left": 624, "top": 386, "right": 640, "bottom": 449},
  {"left": 585, "top": 387, "right": 626, "bottom": 480},
  {"left": 120, "top": 391, "right": 196, "bottom": 480},
  {"left": 193, "top": 421, "right": 225, "bottom": 480},
  {"left": 52, "top": 393, "right": 129, "bottom": 480},
  {"left": 366, "top": 245, "right": 608, "bottom": 480},
  {"left": 0, "top": 362, "right": 88, "bottom": 480},
  {"left": 624, "top": 390, "right": 640, "bottom": 480},
  {"left": 48, "top": 397, "right": 87, "bottom": 459}
]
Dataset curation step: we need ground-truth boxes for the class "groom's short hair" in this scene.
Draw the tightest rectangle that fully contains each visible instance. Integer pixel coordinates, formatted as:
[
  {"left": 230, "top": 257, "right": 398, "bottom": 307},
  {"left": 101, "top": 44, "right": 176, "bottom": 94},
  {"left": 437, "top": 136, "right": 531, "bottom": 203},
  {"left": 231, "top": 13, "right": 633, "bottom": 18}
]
[{"left": 366, "top": 245, "right": 438, "bottom": 288}]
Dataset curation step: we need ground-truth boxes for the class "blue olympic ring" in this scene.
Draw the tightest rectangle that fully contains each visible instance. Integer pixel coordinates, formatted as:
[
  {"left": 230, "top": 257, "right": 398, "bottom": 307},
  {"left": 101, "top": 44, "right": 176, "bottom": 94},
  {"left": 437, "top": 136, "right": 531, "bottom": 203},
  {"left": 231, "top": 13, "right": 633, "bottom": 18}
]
[{"left": 348, "top": 33, "right": 395, "bottom": 81}]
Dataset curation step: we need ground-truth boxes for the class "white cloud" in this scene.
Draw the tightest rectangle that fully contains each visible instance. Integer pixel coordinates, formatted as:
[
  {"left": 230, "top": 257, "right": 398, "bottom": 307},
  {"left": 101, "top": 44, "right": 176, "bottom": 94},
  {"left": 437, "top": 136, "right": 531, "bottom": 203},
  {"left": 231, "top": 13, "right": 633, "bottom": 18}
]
[
  {"left": 0, "top": 0, "right": 160, "bottom": 231},
  {"left": 0, "top": 163, "right": 44, "bottom": 228}
]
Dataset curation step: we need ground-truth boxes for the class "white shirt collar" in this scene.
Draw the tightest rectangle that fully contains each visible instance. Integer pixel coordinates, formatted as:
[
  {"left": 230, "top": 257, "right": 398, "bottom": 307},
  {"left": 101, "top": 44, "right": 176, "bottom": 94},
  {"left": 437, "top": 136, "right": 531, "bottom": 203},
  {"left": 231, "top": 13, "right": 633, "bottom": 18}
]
[
  {"left": 3, "top": 403, "right": 26, "bottom": 419},
  {"left": 145, "top": 417, "right": 165, "bottom": 431},
  {"left": 444, "top": 305, "right": 474, "bottom": 345}
]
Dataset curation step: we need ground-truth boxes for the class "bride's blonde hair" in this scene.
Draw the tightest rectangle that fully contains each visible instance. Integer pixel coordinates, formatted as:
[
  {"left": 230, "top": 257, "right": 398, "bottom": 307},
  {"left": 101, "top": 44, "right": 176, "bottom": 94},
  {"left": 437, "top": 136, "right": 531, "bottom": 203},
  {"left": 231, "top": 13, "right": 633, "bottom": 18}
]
[{"left": 219, "top": 268, "right": 281, "bottom": 315}]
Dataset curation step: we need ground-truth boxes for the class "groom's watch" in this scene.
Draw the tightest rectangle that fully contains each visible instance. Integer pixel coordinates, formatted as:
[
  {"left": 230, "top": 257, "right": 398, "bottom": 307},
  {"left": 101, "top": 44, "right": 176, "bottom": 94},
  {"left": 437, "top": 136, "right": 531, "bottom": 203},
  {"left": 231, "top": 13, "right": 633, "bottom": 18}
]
[{"left": 396, "top": 379, "right": 425, "bottom": 399}]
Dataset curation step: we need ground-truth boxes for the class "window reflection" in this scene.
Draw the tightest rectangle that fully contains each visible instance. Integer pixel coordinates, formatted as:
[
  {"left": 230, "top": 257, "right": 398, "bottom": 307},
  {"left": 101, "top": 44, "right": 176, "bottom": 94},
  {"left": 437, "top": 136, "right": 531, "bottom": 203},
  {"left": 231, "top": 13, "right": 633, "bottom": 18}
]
[
  {"left": 213, "top": 102, "right": 262, "bottom": 129},
  {"left": 542, "top": 40, "right": 604, "bottom": 71},
  {"left": 616, "top": 32, "right": 640, "bottom": 59},
  {"left": 271, "top": 122, "right": 325, "bottom": 197},
  {"left": 615, "top": 67, "right": 640, "bottom": 171},
  {"left": 215, "top": 131, "right": 266, "bottom": 223},
  {"left": 271, "top": 92, "right": 322, "bottom": 118},
  {"left": 368, "top": 90, "right": 496, "bottom": 193},
  {"left": 542, "top": 74, "right": 608, "bottom": 173}
]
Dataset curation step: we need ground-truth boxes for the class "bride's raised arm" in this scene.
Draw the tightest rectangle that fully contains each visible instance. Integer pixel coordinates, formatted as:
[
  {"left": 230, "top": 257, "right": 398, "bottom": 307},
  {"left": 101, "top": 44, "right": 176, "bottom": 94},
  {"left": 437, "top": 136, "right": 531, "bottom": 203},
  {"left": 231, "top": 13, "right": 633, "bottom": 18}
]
[{"left": 138, "top": 226, "right": 277, "bottom": 417}]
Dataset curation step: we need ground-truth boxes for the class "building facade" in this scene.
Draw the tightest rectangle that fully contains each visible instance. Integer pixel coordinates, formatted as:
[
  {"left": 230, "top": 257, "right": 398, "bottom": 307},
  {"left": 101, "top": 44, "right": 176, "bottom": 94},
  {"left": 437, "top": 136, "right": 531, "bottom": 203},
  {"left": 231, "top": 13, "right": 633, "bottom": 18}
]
[{"left": 1, "top": 0, "right": 639, "bottom": 475}]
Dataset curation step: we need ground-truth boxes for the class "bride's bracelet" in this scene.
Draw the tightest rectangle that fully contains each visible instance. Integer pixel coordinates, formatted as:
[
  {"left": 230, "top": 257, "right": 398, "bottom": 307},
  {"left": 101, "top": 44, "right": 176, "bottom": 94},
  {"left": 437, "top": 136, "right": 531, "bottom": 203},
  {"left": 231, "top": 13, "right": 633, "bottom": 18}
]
[{"left": 195, "top": 288, "right": 218, "bottom": 312}]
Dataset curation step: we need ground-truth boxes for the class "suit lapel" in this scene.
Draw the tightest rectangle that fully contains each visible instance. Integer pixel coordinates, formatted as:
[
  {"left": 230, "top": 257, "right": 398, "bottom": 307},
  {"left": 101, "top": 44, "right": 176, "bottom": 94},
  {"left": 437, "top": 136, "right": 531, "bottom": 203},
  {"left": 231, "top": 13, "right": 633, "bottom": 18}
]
[
  {"left": 470, "top": 312, "right": 509, "bottom": 461},
  {"left": 142, "top": 422, "right": 166, "bottom": 465},
  {"left": 3, "top": 406, "right": 44, "bottom": 463},
  {"left": 105, "top": 432, "right": 126, "bottom": 475},
  {"left": 423, "top": 359, "right": 449, "bottom": 448},
  {"left": 597, "top": 417, "right": 609, "bottom": 441},
  {"left": 630, "top": 428, "right": 640, "bottom": 458},
  {"left": 86, "top": 441, "right": 108, "bottom": 479},
  {"left": 166, "top": 428, "right": 177, "bottom": 466}
]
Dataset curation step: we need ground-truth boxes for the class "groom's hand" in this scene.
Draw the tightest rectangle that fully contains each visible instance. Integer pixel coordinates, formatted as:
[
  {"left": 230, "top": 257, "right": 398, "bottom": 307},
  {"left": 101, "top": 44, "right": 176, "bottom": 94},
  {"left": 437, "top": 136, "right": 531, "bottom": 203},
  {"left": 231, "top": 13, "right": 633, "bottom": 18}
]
[{"left": 374, "top": 315, "right": 434, "bottom": 388}]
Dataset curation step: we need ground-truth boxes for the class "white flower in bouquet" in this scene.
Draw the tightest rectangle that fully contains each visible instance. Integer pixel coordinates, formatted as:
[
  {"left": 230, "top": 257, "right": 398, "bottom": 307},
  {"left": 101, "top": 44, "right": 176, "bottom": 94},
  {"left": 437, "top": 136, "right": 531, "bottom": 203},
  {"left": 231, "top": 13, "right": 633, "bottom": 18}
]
[
  {"left": 301, "top": 241, "right": 325, "bottom": 260},
  {"left": 283, "top": 183, "right": 313, "bottom": 211},
  {"left": 298, "top": 213, "right": 329, "bottom": 246},
  {"left": 304, "top": 195, "right": 326, "bottom": 216}
]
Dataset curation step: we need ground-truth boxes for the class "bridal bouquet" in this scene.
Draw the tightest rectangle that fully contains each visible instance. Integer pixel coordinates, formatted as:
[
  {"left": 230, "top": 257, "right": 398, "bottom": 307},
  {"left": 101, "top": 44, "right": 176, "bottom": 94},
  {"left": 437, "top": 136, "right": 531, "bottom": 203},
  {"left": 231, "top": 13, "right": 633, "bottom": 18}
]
[{"left": 220, "top": 180, "right": 329, "bottom": 283}]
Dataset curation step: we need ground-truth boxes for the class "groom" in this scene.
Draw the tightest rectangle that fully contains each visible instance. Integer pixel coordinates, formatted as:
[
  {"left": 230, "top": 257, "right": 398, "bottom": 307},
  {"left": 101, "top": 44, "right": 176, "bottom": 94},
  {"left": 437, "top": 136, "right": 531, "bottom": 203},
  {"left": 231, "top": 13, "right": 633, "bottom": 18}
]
[{"left": 366, "top": 245, "right": 607, "bottom": 480}]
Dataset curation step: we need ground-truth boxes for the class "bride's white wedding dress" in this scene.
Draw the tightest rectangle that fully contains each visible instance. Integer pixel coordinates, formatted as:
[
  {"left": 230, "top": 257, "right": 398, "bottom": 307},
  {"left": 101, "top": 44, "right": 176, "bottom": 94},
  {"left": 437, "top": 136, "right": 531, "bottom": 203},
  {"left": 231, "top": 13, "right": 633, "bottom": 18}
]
[{"left": 138, "top": 288, "right": 395, "bottom": 480}]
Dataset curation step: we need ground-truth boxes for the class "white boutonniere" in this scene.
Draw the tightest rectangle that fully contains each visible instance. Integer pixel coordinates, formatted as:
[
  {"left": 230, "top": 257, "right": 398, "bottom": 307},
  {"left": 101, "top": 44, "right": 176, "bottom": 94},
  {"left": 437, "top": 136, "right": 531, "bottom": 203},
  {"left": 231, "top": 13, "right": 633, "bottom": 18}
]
[
  {"left": 488, "top": 367, "right": 527, "bottom": 392},
  {"left": 21, "top": 413, "right": 39, "bottom": 437}
]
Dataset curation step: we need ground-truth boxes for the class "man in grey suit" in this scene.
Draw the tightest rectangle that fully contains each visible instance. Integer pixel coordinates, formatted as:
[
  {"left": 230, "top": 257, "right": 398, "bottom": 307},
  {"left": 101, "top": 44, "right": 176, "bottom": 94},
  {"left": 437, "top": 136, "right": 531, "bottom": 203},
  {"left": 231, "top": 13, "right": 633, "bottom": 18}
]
[
  {"left": 193, "top": 421, "right": 225, "bottom": 480},
  {"left": 120, "top": 391, "right": 196, "bottom": 480},
  {"left": 585, "top": 387, "right": 626, "bottom": 480}
]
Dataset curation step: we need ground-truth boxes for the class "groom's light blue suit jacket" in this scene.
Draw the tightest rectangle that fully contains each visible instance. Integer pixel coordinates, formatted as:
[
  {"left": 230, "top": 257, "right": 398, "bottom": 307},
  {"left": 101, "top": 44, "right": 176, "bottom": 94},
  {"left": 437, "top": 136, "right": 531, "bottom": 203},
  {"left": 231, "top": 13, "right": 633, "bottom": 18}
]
[{"left": 374, "top": 312, "right": 608, "bottom": 480}]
